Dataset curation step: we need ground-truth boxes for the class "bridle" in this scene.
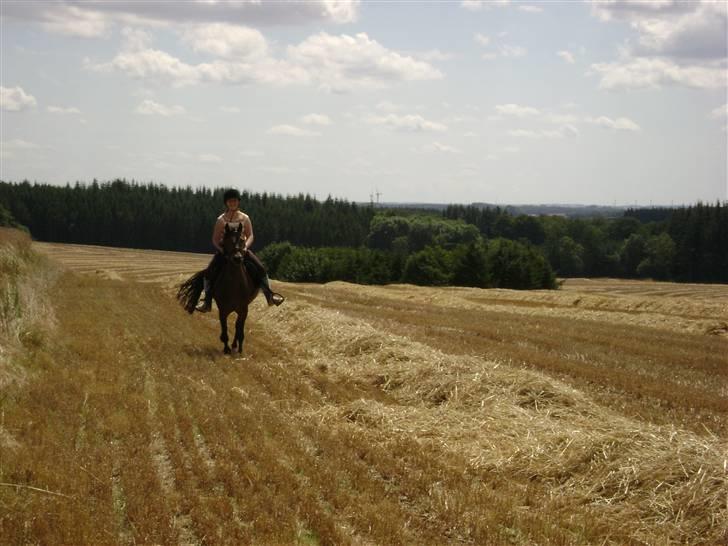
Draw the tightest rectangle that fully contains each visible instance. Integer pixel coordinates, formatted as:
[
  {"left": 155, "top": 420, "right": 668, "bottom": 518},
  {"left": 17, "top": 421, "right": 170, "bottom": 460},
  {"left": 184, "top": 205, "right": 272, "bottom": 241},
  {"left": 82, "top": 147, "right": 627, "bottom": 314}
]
[{"left": 222, "top": 226, "right": 245, "bottom": 264}]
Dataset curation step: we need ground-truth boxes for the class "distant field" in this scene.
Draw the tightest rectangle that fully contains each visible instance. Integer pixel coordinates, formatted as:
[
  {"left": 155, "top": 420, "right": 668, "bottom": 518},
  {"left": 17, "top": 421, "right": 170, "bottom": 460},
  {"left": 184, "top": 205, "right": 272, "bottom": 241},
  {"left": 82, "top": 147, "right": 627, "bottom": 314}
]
[{"left": 2, "top": 240, "right": 726, "bottom": 545}]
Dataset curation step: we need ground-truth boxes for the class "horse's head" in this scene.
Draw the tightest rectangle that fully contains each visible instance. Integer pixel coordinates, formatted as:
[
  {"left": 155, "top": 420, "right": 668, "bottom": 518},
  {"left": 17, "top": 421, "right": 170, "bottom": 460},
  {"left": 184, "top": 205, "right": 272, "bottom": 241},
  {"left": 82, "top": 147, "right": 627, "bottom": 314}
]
[{"left": 222, "top": 222, "right": 245, "bottom": 262}]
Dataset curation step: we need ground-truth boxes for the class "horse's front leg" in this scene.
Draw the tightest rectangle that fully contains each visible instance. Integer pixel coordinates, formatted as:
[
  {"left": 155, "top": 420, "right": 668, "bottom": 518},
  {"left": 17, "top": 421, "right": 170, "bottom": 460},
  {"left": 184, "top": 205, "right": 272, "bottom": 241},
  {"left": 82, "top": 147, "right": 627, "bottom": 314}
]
[
  {"left": 233, "top": 308, "right": 247, "bottom": 353},
  {"left": 219, "top": 309, "right": 231, "bottom": 354}
]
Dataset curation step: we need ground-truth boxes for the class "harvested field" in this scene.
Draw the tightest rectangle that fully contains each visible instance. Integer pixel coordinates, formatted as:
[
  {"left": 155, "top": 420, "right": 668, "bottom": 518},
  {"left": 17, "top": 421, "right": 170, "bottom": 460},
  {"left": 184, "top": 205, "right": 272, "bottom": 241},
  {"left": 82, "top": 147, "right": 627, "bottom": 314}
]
[{"left": 1, "top": 240, "right": 726, "bottom": 545}]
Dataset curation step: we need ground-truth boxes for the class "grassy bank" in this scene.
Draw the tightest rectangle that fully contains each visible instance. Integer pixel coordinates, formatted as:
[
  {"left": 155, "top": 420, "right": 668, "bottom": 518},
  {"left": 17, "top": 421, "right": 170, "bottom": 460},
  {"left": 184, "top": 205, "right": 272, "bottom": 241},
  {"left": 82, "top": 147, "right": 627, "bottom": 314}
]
[{"left": 0, "top": 228, "right": 57, "bottom": 388}]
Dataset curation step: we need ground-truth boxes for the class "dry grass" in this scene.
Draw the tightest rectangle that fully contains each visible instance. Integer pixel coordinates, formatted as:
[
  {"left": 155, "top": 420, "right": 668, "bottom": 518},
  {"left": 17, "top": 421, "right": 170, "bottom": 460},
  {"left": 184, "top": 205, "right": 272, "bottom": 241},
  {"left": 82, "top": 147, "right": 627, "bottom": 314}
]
[
  {"left": 288, "top": 282, "right": 728, "bottom": 437},
  {"left": 0, "top": 240, "right": 725, "bottom": 545},
  {"left": 0, "top": 229, "right": 57, "bottom": 390},
  {"left": 266, "top": 299, "right": 728, "bottom": 544}
]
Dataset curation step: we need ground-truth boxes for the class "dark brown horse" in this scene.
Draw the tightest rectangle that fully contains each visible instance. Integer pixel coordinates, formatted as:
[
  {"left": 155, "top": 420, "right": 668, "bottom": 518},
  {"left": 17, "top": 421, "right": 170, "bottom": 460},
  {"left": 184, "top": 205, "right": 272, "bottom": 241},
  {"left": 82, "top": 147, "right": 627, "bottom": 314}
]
[
  {"left": 215, "top": 223, "right": 259, "bottom": 354},
  {"left": 177, "top": 223, "right": 259, "bottom": 354}
]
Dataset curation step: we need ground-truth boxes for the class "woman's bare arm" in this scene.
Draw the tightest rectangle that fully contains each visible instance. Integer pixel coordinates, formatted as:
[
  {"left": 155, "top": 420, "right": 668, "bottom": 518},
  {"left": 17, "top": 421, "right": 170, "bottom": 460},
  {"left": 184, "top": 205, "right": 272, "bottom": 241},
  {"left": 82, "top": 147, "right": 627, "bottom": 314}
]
[
  {"left": 212, "top": 219, "right": 225, "bottom": 252},
  {"left": 243, "top": 217, "right": 254, "bottom": 251}
]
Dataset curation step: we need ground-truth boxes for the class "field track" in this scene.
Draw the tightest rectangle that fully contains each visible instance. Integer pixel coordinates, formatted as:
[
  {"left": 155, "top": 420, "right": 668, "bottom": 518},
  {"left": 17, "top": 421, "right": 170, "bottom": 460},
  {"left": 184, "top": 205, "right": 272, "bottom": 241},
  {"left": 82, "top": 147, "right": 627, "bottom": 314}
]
[{"left": 2, "top": 241, "right": 726, "bottom": 545}]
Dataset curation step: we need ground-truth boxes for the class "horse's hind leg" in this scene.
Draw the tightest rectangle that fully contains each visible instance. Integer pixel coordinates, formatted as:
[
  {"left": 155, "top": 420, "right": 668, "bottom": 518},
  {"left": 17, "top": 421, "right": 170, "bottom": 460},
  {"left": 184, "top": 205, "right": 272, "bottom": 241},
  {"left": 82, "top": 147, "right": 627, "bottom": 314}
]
[
  {"left": 219, "top": 310, "right": 231, "bottom": 354},
  {"left": 231, "top": 313, "right": 239, "bottom": 351},
  {"left": 233, "top": 309, "right": 247, "bottom": 353}
]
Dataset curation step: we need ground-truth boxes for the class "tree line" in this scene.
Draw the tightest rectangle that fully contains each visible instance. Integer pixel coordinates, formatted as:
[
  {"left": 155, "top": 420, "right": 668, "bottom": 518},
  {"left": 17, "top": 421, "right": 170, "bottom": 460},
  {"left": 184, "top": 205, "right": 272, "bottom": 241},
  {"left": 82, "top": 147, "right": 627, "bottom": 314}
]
[
  {"left": 0, "top": 180, "right": 372, "bottom": 252},
  {"left": 444, "top": 202, "right": 728, "bottom": 283},
  {"left": 1, "top": 179, "right": 726, "bottom": 287},
  {"left": 260, "top": 238, "right": 556, "bottom": 290}
]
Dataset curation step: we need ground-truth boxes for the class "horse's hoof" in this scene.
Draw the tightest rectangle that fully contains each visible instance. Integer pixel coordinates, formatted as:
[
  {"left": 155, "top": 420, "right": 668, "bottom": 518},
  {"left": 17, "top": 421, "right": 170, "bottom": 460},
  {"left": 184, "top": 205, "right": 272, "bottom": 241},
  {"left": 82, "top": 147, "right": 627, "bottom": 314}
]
[
  {"left": 224, "top": 347, "right": 231, "bottom": 355},
  {"left": 231, "top": 341, "right": 238, "bottom": 349}
]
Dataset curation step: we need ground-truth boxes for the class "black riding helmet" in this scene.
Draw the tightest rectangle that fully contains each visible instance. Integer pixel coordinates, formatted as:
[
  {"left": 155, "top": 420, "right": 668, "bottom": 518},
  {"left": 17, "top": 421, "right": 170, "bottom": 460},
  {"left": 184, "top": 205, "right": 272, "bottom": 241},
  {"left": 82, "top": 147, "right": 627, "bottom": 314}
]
[{"left": 223, "top": 189, "right": 241, "bottom": 203}]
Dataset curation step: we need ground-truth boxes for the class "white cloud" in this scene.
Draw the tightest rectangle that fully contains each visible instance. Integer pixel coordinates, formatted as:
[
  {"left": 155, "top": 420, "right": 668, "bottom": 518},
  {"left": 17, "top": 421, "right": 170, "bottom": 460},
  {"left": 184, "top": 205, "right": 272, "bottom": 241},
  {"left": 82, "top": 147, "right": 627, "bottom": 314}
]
[
  {"left": 300, "top": 113, "right": 332, "bottom": 126},
  {"left": 1, "top": 139, "right": 40, "bottom": 150},
  {"left": 477, "top": 34, "right": 527, "bottom": 59},
  {"left": 93, "top": 31, "right": 441, "bottom": 91},
  {"left": 416, "top": 49, "right": 453, "bottom": 62},
  {"left": 92, "top": 46, "right": 310, "bottom": 87},
  {"left": 47, "top": 105, "right": 81, "bottom": 114},
  {"left": 135, "top": 99, "right": 185, "bottom": 116},
  {"left": 1, "top": 138, "right": 41, "bottom": 159},
  {"left": 586, "top": 116, "right": 641, "bottom": 131},
  {"left": 461, "top": 0, "right": 510, "bottom": 10},
  {"left": 508, "top": 129, "right": 541, "bottom": 138},
  {"left": 497, "top": 106, "right": 641, "bottom": 136},
  {"left": 286, "top": 32, "right": 443, "bottom": 92},
  {"left": 93, "top": 48, "right": 208, "bottom": 86},
  {"left": 495, "top": 103, "right": 540, "bottom": 117},
  {"left": 266, "top": 124, "right": 321, "bottom": 137},
  {"left": 548, "top": 125, "right": 580, "bottom": 137},
  {"left": 591, "top": 0, "right": 726, "bottom": 60},
  {"left": 4, "top": 1, "right": 359, "bottom": 34},
  {"left": 508, "top": 125, "right": 579, "bottom": 139},
  {"left": 519, "top": 5, "right": 543, "bottom": 13},
  {"left": 710, "top": 103, "right": 728, "bottom": 119},
  {"left": 590, "top": 56, "right": 727, "bottom": 89},
  {"left": 422, "top": 142, "right": 462, "bottom": 154},
  {"left": 40, "top": 5, "right": 111, "bottom": 38},
  {"left": 121, "top": 27, "right": 153, "bottom": 51},
  {"left": 558, "top": 50, "right": 576, "bottom": 64},
  {"left": 199, "top": 153, "right": 222, "bottom": 163},
  {"left": 220, "top": 106, "right": 241, "bottom": 113},
  {"left": 499, "top": 45, "right": 527, "bottom": 58},
  {"left": 1, "top": 86, "right": 37, "bottom": 111},
  {"left": 589, "top": 1, "right": 727, "bottom": 90},
  {"left": 544, "top": 113, "right": 581, "bottom": 124},
  {"left": 182, "top": 23, "right": 267, "bottom": 59},
  {"left": 364, "top": 113, "right": 447, "bottom": 132},
  {"left": 474, "top": 33, "right": 491, "bottom": 47}
]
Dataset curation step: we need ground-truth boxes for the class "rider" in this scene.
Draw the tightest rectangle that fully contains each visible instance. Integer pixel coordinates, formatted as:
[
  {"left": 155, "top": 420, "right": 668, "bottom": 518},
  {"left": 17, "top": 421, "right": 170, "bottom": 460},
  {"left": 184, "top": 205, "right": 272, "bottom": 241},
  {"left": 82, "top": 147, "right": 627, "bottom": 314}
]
[{"left": 196, "top": 189, "right": 284, "bottom": 312}]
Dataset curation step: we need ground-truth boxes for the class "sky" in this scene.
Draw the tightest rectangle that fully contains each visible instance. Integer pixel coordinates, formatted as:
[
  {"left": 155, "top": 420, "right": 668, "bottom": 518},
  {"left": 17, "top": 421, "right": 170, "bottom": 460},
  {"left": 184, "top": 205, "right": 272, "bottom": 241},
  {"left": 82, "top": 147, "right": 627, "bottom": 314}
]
[{"left": 1, "top": 0, "right": 726, "bottom": 206}]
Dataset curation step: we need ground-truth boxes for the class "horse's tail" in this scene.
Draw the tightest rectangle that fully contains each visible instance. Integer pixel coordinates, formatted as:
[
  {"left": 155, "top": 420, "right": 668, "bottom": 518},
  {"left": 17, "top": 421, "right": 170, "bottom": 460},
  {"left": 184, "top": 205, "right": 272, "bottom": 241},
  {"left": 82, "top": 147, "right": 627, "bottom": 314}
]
[{"left": 177, "top": 270, "right": 206, "bottom": 314}]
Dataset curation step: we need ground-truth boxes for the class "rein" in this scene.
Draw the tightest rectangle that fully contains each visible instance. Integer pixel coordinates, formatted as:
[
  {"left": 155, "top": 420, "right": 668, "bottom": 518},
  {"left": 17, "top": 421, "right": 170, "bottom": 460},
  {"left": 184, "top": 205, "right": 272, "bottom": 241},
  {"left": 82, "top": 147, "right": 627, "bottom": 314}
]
[{"left": 222, "top": 229, "right": 246, "bottom": 264}]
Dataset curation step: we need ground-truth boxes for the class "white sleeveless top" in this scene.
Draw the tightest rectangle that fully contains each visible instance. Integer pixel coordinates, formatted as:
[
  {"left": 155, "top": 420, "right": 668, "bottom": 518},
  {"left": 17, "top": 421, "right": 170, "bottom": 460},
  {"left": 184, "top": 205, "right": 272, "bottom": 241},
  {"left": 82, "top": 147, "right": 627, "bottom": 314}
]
[{"left": 215, "top": 211, "right": 250, "bottom": 244}]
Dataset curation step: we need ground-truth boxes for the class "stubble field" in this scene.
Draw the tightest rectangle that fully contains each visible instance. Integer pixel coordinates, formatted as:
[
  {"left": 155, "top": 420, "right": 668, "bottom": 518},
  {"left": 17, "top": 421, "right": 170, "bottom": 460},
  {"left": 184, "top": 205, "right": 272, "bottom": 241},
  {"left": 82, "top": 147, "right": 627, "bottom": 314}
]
[{"left": 1, "top": 238, "right": 726, "bottom": 545}]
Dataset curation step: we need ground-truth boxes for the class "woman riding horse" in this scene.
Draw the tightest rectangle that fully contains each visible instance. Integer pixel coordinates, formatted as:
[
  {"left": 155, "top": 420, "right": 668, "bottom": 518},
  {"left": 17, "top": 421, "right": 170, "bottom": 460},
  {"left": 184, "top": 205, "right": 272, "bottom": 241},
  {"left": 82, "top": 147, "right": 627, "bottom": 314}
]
[
  {"left": 213, "top": 221, "right": 257, "bottom": 353},
  {"left": 196, "top": 189, "right": 284, "bottom": 312}
]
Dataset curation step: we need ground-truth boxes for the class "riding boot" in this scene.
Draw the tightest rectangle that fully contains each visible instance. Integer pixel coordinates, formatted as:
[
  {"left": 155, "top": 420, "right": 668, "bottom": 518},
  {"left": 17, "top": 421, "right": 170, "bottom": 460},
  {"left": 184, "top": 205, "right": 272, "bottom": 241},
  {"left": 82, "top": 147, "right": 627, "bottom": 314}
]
[
  {"left": 260, "top": 274, "right": 284, "bottom": 306},
  {"left": 196, "top": 278, "right": 213, "bottom": 312}
]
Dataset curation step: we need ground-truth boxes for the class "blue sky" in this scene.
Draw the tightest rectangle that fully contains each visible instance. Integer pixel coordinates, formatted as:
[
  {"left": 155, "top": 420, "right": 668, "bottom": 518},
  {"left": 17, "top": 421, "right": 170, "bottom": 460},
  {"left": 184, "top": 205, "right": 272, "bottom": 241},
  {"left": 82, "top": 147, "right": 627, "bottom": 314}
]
[{"left": 1, "top": 0, "right": 726, "bottom": 205}]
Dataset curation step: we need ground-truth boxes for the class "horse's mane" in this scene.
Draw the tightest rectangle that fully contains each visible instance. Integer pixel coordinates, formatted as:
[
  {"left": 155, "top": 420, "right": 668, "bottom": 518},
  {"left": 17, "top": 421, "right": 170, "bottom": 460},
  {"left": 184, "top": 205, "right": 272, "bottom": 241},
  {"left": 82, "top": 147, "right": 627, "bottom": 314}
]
[{"left": 176, "top": 270, "right": 206, "bottom": 314}]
